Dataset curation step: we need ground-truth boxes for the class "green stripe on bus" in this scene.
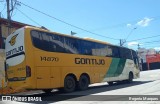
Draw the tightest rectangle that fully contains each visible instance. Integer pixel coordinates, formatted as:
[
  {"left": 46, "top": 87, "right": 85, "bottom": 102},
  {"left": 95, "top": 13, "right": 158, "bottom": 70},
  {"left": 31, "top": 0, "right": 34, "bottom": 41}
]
[
  {"left": 105, "top": 58, "right": 120, "bottom": 77},
  {"left": 114, "top": 58, "right": 126, "bottom": 77},
  {"left": 105, "top": 58, "right": 126, "bottom": 78}
]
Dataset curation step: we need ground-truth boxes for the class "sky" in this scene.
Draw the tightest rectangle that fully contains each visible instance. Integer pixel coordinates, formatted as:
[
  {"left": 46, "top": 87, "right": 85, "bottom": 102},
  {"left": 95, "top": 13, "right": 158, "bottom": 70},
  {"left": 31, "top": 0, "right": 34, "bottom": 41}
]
[{"left": 0, "top": 0, "right": 160, "bottom": 51}]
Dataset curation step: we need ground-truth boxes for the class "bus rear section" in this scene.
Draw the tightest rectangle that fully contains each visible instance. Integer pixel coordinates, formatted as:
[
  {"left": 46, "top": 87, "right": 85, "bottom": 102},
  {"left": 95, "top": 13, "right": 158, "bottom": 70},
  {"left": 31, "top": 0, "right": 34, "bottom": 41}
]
[{"left": 5, "top": 27, "right": 30, "bottom": 90}]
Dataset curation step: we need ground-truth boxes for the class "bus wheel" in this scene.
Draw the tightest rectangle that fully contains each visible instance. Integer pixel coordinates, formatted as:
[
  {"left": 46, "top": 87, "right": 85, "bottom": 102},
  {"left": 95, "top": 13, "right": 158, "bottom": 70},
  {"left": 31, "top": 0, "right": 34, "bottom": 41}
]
[
  {"left": 78, "top": 75, "right": 89, "bottom": 91},
  {"left": 43, "top": 89, "right": 52, "bottom": 93},
  {"left": 108, "top": 82, "right": 113, "bottom": 86},
  {"left": 128, "top": 72, "right": 133, "bottom": 83},
  {"left": 63, "top": 75, "right": 76, "bottom": 93}
]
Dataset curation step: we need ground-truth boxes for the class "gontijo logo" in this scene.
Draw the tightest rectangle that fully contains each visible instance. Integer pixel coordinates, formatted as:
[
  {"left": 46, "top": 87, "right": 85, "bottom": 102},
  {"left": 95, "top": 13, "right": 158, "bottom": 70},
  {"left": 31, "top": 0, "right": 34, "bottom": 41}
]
[
  {"left": 9, "top": 34, "right": 18, "bottom": 46},
  {"left": 6, "top": 33, "right": 24, "bottom": 59}
]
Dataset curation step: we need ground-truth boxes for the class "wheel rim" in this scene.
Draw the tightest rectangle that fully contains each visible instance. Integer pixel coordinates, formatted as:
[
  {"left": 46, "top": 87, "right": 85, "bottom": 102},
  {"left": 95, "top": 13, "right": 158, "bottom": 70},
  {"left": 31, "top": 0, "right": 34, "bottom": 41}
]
[
  {"left": 67, "top": 79, "right": 74, "bottom": 89},
  {"left": 64, "top": 76, "right": 75, "bottom": 92},
  {"left": 79, "top": 76, "right": 89, "bottom": 90}
]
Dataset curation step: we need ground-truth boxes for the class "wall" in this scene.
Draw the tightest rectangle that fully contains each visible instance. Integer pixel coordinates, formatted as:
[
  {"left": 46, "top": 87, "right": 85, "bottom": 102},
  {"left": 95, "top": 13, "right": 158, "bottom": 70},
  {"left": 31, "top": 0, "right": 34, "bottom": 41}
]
[
  {"left": 1, "top": 24, "right": 17, "bottom": 38},
  {"left": 0, "top": 23, "right": 20, "bottom": 88},
  {"left": 0, "top": 49, "right": 7, "bottom": 87}
]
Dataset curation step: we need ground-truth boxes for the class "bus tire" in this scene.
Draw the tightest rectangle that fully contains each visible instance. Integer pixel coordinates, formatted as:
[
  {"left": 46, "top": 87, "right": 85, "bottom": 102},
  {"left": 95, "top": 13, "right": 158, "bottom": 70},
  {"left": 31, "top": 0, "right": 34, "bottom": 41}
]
[
  {"left": 63, "top": 75, "right": 76, "bottom": 93},
  {"left": 78, "top": 75, "right": 89, "bottom": 91},
  {"left": 108, "top": 82, "right": 113, "bottom": 86},
  {"left": 128, "top": 72, "right": 133, "bottom": 83},
  {"left": 43, "top": 89, "right": 52, "bottom": 93}
]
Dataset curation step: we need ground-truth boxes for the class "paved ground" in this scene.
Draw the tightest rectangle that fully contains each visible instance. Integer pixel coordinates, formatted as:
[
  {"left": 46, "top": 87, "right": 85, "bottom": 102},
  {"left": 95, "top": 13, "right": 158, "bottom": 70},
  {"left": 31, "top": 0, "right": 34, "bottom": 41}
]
[{"left": 1, "top": 69, "right": 160, "bottom": 104}]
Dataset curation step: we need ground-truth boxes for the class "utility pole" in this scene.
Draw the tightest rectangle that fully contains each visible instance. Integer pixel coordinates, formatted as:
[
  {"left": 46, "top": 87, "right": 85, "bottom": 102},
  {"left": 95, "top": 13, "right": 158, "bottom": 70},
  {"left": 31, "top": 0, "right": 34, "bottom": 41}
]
[
  {"left": 6, "top": 0, "right": 17, "bottom": 34},
  {"left": 120, "top": 39, "right": 122, "bottom": 46},
  {"left": 120, "top": 39, "right": 126, "bottom": 46},
  {"left": 138, "top": 44, "right": 140, "bottom": 49},
  {"left": 121, "top": 27, "right": 137, "bottom": 47},
  {"left": 6, "top": 0, "right": 11, "bottom": 34}
]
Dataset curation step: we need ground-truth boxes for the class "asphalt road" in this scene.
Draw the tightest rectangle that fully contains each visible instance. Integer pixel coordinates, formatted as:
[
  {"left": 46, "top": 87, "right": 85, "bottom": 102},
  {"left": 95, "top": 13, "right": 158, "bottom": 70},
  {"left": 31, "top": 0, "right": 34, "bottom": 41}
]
[{"left": 1, "top": 69, "right": 160, "bottom": 104}]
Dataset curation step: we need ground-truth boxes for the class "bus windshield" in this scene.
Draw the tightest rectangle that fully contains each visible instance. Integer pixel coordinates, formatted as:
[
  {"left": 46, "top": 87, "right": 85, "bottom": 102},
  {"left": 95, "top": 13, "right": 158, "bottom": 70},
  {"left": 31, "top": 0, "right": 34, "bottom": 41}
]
[{"left": 5, "top": 28, "right": 25, "bottom": 66}]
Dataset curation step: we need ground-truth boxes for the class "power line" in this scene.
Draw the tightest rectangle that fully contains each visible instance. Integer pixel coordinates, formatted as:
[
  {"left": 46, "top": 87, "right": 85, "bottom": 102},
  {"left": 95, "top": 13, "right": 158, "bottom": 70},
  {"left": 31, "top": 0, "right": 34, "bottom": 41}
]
[
  {"left": 16, "top": 0, "right": 119, "bottom": 40},
  {"left": 10, "top": 0, "right": 17, "bottom": 18},
  {"left": 138, "top": 42, "right": 159, "bottom": 49},
  {"left": 140, "top": 40, "right": 160, "bottom": 44},
  {"left": 126, "top": 34, "right": 160, "bottom": 42},
  {"left": 140, "top": 43, "right": 159, "bottom": 46},
  {"left": 140, "top": 45, "right": 160, "bottom": 48},
  {"left": 136, "top": 40, "right": 159, "bottom": 48},
  {"left": 0, "top": 1, "right": 6, "bottom": 17},
  {"left": 16, "top": 8, "right": 42, "bottom": 27},
  {"left": 125, "top": 27, "right": 137, "bottom": 40},
  {"left": 10, "top": 6, "right": 17, "bottom": 17},
  {"left": 119, "top": 27, "right": 138, "bottom": 46},
  {"left": 0, "top": 2, "right": 6, "bottom": 12},
  {"left": 138, "top": 44, "right": 159, "bottom": 50},
  {"left": 82, "top": 15, "right": 160, "bottom": 33}
]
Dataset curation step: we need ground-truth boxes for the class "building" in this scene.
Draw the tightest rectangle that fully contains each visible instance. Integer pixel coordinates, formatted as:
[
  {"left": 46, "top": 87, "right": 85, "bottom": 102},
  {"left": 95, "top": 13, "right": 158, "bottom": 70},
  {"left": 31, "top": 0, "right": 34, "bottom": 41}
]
[
  {"left": 137, "top": 48, "right": 158, "bottom": 70},
  {"left": 0, "top": 18, "right": 28, "bottom": 88},
  {"left": 146, "top": 54, "right": 160, "bottom": 70}
]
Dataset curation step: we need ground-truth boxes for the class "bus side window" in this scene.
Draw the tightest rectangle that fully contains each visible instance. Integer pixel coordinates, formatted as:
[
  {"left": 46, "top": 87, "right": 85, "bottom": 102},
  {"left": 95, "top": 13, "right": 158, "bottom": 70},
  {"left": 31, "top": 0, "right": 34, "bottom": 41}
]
[
  {"left": 132, "top": 50, "right": 138, "bottom": 64},
  {"left": 31, "top": 30, "right": 66, "bottom": 53},
  {"left": 93, "top": 44, "right": 120, "bottom": 58},
  {"left": 63, "top": 37, "right": 81, "bottom": 54},
  {"left": 93, "top": 43, "right": 108, "bottom": 56},
  {"left": 50, "top": 34, "right": 65, "bottom": 53},
  {"left": 81, "top": 40, "right": 96, "bottom": 55},
  {"left": 126, "top": 49, "right": 132, "bottom": 59},
  {"left": 119, "top": 48, "right": 132, "bottom": 59},
  {"left": 111, "top": 46, "right": 120, "bottom": 58},
  {"left": 41, "top": 33, "right": 51, "bottom": 51},
  {"left": 31, "top": 30, "right": 44, "bottom": 50}
]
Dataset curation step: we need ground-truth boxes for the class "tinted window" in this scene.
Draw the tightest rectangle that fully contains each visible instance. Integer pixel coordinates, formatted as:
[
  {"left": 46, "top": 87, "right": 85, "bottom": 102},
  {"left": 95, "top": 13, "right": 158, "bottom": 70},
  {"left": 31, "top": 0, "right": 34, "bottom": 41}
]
[
  {"left": 31, "top": 30, "right": 65, "bottom": 52},
  {"left": 111, "top": 46, "right": 120, "bottom": 58},
  {"left": 90, "top": 43, "right": 120, "bottom": 57},
  {"left": 81, "top": 40, "right": 96, "bottom": 55},
  {"left": 93, "top": 43, "right": 109, "bottom": 56},
  {"left": 132, "top": 50, "right": 138, "bottom": 58},
  {"left": 132, "top": 50, "right": 138, "bottom": 64},
  {"left": 50, "top": 33, "right": 65, "bottom": 52},
  {"left": 31, "top": 30, "right": 131, "bottom": 59},
  {"left": 64, "top": 37, "right": 81, "bottom": 54},
  {"left": 120, "top": 48, "right": 132, "bottom": 59},
  {"left": 31, "top": 30, "right": 46, "bottom": 51}
]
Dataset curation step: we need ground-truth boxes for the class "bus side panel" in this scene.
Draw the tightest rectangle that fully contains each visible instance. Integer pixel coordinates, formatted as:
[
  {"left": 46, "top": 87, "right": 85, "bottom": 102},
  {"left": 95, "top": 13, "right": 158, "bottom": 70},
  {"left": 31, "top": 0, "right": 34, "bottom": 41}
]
[
  {"left": 33, "top": 50, "right": 112, "bottom": 88},
  {"left": 103, "top": 58, "right": 127, "bottom": 82},
  {"left": 36, "top": 67, "right": 51, "bottom": 89},
  {"left": 51, "top": 67, "right": 61, "bottom": 88},
  {"left": 103, "top": 59, "right": 138, "bottom": 82},
  {"left": 105, "top": 58, "right": 120, "bottom": 77},
  {"left": 116, "top": 59, "right": 136, "bottom": 80}
]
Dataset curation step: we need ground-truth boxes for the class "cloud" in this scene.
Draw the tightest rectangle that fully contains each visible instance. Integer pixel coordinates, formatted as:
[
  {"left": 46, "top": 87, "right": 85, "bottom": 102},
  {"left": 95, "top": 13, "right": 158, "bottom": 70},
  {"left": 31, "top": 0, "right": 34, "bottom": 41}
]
[
  {"left": 154, "top": 47, "right": 160, "bottom": 51},
  {"left": 128, "top": 42, "right": 139, "bottom": 46},
  {"left": 136, "top": 17, "right": 153, "bottom": 27},
  {"left": 127, "top": 24, "right": 132, "bottom": 27}
]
